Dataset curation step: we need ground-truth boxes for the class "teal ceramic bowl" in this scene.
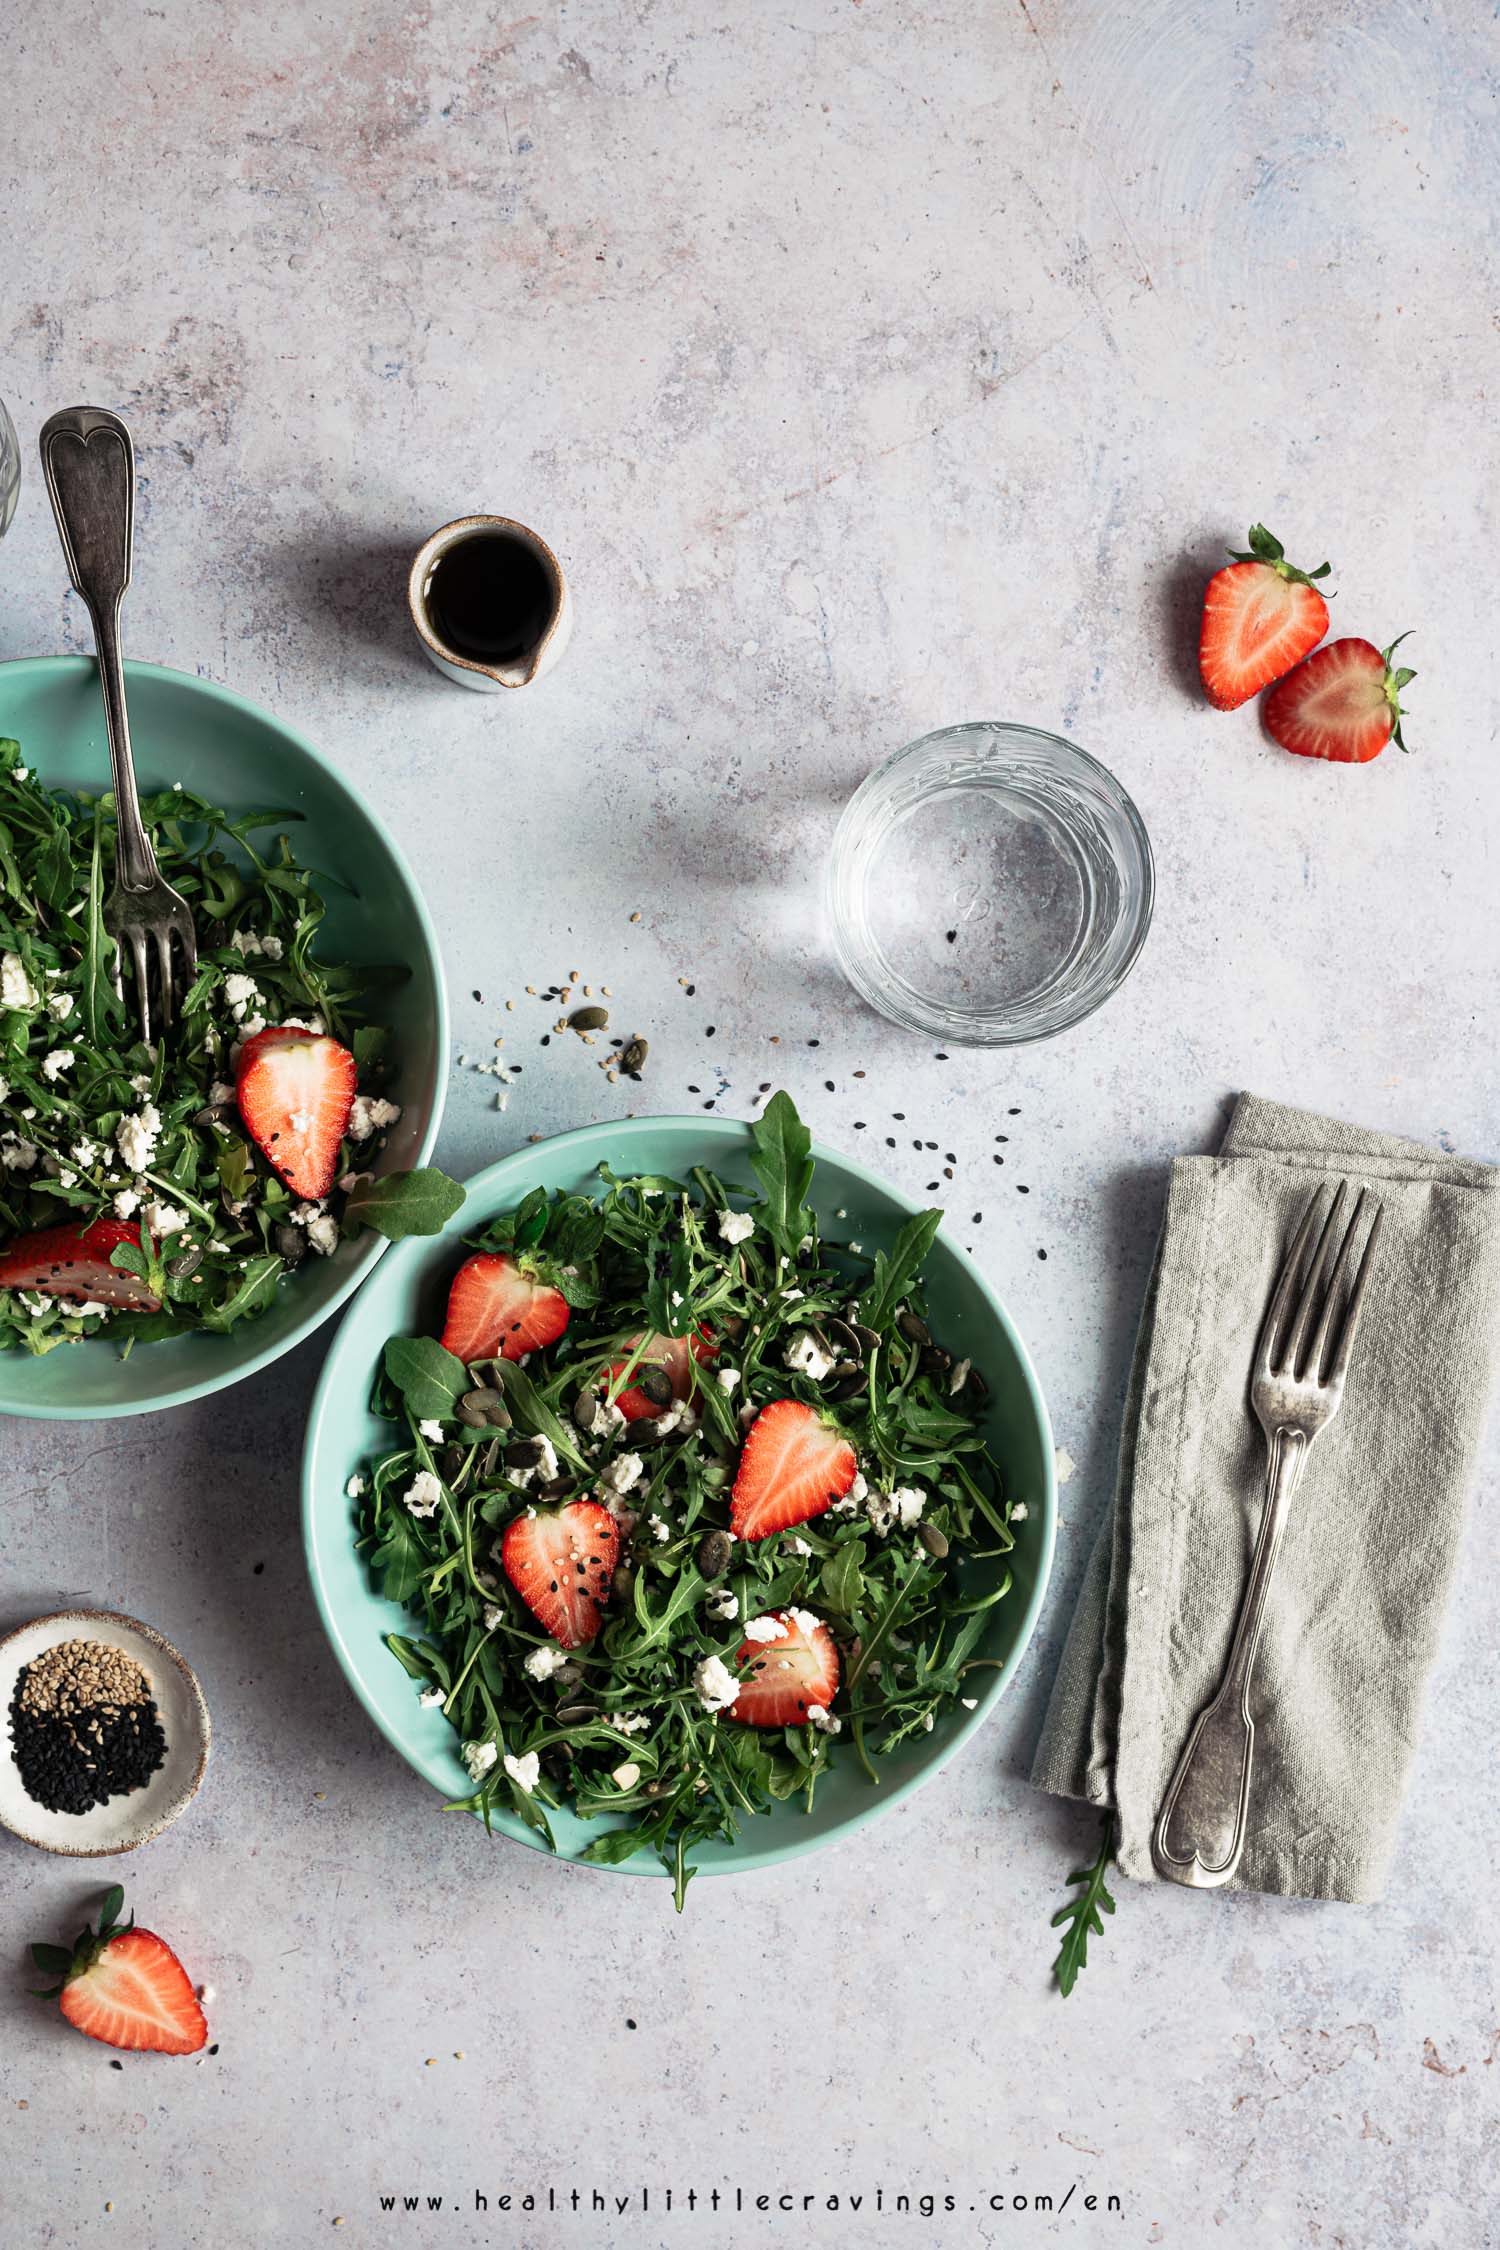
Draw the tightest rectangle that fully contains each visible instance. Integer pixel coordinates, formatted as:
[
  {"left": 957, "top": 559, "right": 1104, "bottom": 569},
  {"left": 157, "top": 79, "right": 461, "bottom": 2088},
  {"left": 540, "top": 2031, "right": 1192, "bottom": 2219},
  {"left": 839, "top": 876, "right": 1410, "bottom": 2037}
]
[
  {"left": 0, "top": 656, "right": 448, "bottom": 1419},
  {"left": 304, "top": 1115, "right": 1055, "bottom": 1881}
]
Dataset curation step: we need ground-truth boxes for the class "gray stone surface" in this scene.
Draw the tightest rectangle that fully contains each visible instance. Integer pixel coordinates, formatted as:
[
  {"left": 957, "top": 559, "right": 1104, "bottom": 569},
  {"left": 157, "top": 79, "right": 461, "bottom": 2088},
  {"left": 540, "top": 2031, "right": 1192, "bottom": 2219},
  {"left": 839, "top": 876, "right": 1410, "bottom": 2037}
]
[{"left": 2, "top": 3, "right": 1497, "bottom": 2244}]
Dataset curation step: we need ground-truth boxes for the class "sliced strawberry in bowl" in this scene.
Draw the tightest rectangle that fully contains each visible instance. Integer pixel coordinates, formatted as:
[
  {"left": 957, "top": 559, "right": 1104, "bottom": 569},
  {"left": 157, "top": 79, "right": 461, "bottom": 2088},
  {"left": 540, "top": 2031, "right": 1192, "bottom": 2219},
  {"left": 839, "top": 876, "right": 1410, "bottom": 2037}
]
[
  {"left": 728, "top": 1609, "right": 841, "bottom": 1728},
  {"left": 1199, "top": 523, "right": 1332, "bottom": 709},
  {"left": 1263, "top": 634, "right": 1416, "bottom": 763},
  {"left": 730, "top": 1398, "right": 857, "bottom": 1541},
  {"left": 235, "top": 1026, "right": 357, "bottom": 1200},
  {"left": 32, "top": 1888, "right": 207, "bottom": 2056},
  {"left": 441, "top": 1252, "right": 570, "bottom": 1364},
  {"left": 500, "top": 1499, "right": 619, "bottom": 1648},
  {"left": 607, "top": 1326, "right": 717, "bottom": 1420},
  {"left": 0, "top": 1217, "right": 160, "bottom": 1311}
]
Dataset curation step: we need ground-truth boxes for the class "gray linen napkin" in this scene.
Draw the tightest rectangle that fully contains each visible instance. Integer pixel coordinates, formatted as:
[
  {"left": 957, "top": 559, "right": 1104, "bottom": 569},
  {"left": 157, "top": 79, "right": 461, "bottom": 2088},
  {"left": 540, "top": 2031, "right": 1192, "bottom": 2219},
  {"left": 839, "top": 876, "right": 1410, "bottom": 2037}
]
[{"left": 1032, "top": 1093, "right": 1500, "bottom": 1902}]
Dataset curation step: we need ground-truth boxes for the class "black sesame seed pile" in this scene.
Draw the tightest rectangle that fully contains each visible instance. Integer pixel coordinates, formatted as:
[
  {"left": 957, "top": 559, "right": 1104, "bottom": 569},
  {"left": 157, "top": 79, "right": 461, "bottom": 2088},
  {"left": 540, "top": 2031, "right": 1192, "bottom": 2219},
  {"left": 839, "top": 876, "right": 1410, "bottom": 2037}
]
[{"left": 8, "top": 1638, "right": 168, "bottom": 1816}]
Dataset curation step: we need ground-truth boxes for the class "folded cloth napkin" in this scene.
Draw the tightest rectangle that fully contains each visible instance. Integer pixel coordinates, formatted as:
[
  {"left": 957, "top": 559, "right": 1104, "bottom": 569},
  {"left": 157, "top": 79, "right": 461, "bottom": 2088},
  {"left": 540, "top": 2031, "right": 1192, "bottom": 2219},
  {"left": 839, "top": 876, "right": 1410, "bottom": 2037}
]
[{"left": 1032, "top": 1093, "right": 1500, "bottom": 1902}]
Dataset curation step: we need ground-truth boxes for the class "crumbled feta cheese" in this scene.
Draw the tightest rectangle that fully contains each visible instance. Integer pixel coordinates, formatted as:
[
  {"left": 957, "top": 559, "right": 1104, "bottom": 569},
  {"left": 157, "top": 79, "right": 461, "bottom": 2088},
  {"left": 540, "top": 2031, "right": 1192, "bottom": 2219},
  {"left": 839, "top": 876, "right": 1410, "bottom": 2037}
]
[
  {"left": 866, "top": 1483, "right": 926, "bottom": 1537},
  {"left": 601, "top": 1450, "right": 644, "bottom": 1497},
  {"left": 41, "top": 1047, "right": 75, "bottom": 1080},
  {"left": 1010, "top": 1502, "right": 1029, "bottom": 1522},
  {"left": 784, "top": 1534, "right": 813, "bottom": 1557},
  {"left": 462, "top": 1739, "right": 497, "bottom": 1781},
  {"left": 716, "top": 1367, "right": 740, "bottom": 1394},
  {"left": 503, "top": 1750, "right": 541, "bottom": 1794},
  {"left": 345, "top": 1473, "right": 367, "bottom": 1498},
  {"left": 646, "top": 1513, "right": 671, "bottom": 1544},
  {"left": 706, "top": 1587, "right": 739, "bottom": 1621},
  {"left": 18, "top": 1291, "right": 52, "bottom": 1316},
  {"left": 961, "top": 1696, "right": 979, "bottom": 1711},
  {"left": 1, "top": 952, "right": 40, "bottom": 1010},
  {"left": 47, "top": 990, "right": 73, "bottom": 1022},
  {"left": 114, "top": 1104, "right": 160, "bottom": 1173},
  {"left": 307, "top": 1213, "right": 340, "bottom": 1256},
  {"left": 402, "top": 1470, "right": 443, "bottom": 1518},
  {"left": 781, "top": 1287, "right": 805, "bottom": 1303},
  {"left": 210, "top": 1080, "right": 236, "bottom": 1107},
  {"left": 949, "top": 1357, "right": 972, "bottom": 1395},
  {"left": 611, "top": 1761, "right": 641, "bottom": 1790},
  {"left": 607, "top": 1712, "right": 651, "bottom": 1736},
  {"left": 784, "top": 1328, "right": 836, "bottom": 1382},
  {"left": 807, "top": 1704, "right": 841, "bottom": 1736},
  {"left": 717, "top": 1207, "right": 755, "bottom": 1245},
  {"left": 222, "top": 971, "right": 262, "bottom": 1021},
  {"left": 142, "top": 1199, "right": 188, "bottom": 1238},
  {"left": 787, "top": 1606, "right": 822, "bottom": 1640},
  {"left": 742, "top": 1615, "right": 786, "bottom": 1645},
  {"left": 347, "top": 1094, "right": 402, "bottom": 1142},
  {"left": 66, "top": 1300, "right": 110, "bottom": 1318},
  {"left": 524, "top": 1645, "right": 567, "bottom": 1682},
  {"left": 1, "top": 1135, "right": 39, "bottom": 1172},
  {"left": 113, "top": 1185, "right": 142, "bottom": 1219},
  {"left": 693, "top": 1654, "right": 741, "bottom": 1713},
  {"left": 0, "top": 1076, "right": 8, "bottom": 1103},
  {"left": 509, "top": 1435, "right": 558, "bottom": 1489},
  {"left": 418, "top": 1685, "right": 445, "bottom": 1708},
  {"left": 482, "top": 1603, "right": 504, "bottom": 1631},
  {"left": 56, "top": 1167, "right": 77, "bottom": 1187},
  {"left": 417, "top": 1417, "right": 444, "bottom": 1441},
  {"left": 922, "top": 1711, "right": 934, "bottom": 1732},
  {"left": 69, "top": 1138, "right": 98, "bottom": 1168}
]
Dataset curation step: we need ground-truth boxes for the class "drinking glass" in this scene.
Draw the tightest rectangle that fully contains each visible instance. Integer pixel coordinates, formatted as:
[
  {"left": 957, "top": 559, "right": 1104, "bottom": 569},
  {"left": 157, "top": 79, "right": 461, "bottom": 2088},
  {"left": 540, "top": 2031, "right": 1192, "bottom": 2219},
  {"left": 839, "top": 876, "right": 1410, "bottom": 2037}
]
[
  {"left": 0, "top": 396, "right": 19, "bottom": 540},
  {"left": 827, "top": 721, "right": 1154, "bottom": 1047}
]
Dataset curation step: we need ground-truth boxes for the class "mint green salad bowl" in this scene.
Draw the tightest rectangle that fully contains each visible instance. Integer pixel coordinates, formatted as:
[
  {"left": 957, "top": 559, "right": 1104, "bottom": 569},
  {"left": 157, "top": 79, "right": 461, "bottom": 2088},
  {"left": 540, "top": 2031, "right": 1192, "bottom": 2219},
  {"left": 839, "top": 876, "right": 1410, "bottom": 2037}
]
[
  {"left": 0, "top": 657, "right": 448, "bottom": 1419},
  {"left": 303, "top": 1115, "right": 1055, "bottom": 1882}
]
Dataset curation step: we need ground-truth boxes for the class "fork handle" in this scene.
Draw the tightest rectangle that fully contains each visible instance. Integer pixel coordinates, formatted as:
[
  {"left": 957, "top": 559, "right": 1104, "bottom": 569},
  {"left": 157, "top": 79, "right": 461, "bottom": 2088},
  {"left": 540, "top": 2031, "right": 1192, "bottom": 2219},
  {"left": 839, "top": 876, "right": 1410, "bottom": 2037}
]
[
  {"left": 1151, "top": 1425, "right": 1308, "bottom": 1887},
  {"left": 38, "top": 407, "right": 158, "bottom": 891}
]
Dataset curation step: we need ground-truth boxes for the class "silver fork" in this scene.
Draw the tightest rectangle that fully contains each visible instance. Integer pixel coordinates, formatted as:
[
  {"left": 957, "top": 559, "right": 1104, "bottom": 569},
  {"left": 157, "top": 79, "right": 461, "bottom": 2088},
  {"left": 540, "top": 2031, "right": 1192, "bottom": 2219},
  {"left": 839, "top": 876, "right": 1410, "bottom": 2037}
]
[
  {"left": 38, "top": 407, "right": 197, "bottom": 1045},
  {"left": 1152, "top": 1179, "right": 1384, "bottom": 1889}
]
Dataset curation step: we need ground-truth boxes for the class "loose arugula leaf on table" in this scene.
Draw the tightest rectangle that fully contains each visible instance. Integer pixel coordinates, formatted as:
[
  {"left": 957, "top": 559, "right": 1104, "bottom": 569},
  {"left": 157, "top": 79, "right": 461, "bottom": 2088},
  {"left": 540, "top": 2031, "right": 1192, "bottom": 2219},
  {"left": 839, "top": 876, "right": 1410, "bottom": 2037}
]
[
  {"left": 350, "top": 1091, "right": 1021, "bottom": 1907},
  {"left": 1050, "top": 1817, "right": 1118, "bottom": 1996}
]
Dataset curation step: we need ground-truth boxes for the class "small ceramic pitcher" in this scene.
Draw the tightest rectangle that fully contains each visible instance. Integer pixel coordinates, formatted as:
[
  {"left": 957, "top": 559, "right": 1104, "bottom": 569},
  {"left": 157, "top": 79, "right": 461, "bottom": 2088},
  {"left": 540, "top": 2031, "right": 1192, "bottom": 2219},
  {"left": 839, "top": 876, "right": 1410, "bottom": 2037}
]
[{"left": 407, "top": 514, "right": 572, "bottom": 691}]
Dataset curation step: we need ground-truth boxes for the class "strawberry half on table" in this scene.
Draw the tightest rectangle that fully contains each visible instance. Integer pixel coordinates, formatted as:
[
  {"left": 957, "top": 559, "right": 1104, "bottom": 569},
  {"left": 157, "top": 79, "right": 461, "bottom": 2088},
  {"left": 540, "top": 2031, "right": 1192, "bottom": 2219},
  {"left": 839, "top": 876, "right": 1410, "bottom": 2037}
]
[
  {"left": 606, "top": 1326, "right": 717, "bottom": 1420},
  {"left": 728, "top": 1609, "right": 841, "bottom": 1728},
  {"left": 0, "top": 1217, "right": 160, "bottom": 1311},
  {"left": 1199, "top": 523, "right": 1332, "bottom": 709},
  {"left": 31, "top": 1886, "right": 207, "bottom": 2056},
  {"left": 730, "top": 1399, "right": 857, "bottom": 1541},
  {"left": 234, "top": 1025, "right": 357, "bottom": 1200},
  {"left": 1263, "top": 634, "right": 1416, "bottom": 764},
  {"left": 441, "top": 1252, "right": 571, "bottom": 1364},
  {"left": 500, "top": 1498, "right": 619, "bottom": 1647}
]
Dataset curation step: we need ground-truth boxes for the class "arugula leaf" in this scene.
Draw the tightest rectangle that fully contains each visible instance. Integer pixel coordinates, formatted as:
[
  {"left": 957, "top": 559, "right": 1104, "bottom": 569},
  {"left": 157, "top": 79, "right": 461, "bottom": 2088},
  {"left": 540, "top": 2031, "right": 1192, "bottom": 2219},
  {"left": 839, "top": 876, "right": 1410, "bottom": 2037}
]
[
  {"left": 748, "top": 1090, "right": 814, "bottom": 1257},
  {"left": 384, "top": 1336, "right": 469, "bottom": 1422},
  {"left": 199, "top": 1254, "right": 284, "bottom": 1332},
  {"left": 342, "top": 1167, "right": 465, "bottom": 1241},
  {"left": 1049, "top": 1819, "right": 1118, "bottom": 1997},
  {"left": 819, "top": 1539, "right": 866, "bottom": 1615},
  {"left": 860, "top": 1209, "right": 944, "bottom": 1333}
]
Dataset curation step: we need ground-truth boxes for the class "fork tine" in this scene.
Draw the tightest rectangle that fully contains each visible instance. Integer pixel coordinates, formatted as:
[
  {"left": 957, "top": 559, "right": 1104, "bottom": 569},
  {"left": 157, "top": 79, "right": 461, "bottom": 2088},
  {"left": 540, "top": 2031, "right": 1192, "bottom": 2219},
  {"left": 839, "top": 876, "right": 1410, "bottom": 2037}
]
[
  {"left": 127, "top": 927, "right": 152, "bottom": 1047},
  {"left": 1323, "top": 1200, "right": 1384, "bottom": 1387},
  {"left": 1281, "top": 1179, "right": 1349, "bottom": 1375},
  {"left": 1258, "top": 1185, "right": 1332, "bottom": 1373},
  {"left": 154, "top": 928, "right": 176, "bottom": 1035}
]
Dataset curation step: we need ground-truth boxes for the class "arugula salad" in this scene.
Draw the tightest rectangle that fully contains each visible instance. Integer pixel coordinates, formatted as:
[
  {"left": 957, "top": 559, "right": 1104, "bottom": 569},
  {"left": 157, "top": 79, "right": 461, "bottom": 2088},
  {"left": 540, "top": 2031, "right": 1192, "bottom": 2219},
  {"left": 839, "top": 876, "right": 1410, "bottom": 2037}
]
[
  {"left": 356, "top": 1092, "right": 1016, "bottom": 1906},
  {"left": 0, "top": 737, "right": 457, "bottom": 1354}
]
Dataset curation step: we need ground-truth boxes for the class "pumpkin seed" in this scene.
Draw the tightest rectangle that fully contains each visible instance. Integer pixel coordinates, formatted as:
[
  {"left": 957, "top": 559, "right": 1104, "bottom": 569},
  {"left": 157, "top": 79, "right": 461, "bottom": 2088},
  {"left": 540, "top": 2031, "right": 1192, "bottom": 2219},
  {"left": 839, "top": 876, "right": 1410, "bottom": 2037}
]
[
  {"left": 824, "top": 1316, "right": 863, "bottom": 1362},
  {"left": 166, "top": 1243, "right": 204, "bottom": 1281},
  {"left": 636, "top": 1364, "right": 674, "bottom": 1408},
  {"left": 460, "top": 1388, "right": 509, "bottom": 1429},
  {"left": 191, "top": 1099, "right": 236, "bottom": 1127},
  {"left": 556, "top": 1703, "right": 601, "bottom": 1727},
  {"left": 537, "top": 1473, "right": 573, "bottom": 1501},
  {"left": 897, "top": 1308, "right": 933, "bottom": 1347},
  {"left": 917, "top": 1520, "right": 950, "bottom": 1559},
  {"left": 274, "top": 1223, "right": 305, "bottom": 1268},
  {"left": 476, "top": 1359, "right": 509, "bottom": 1391},
  {"left": 849, "top": 1321, "right": 882, "bottom": 1357},
  {"left": 620, "top": 1037, "right": 649, "bottom": 1076},
  {"left": 478, "top": 1437, "right": 506, "bottom": 1480},
  {"left": 696, "top": 1529, "right": 733, "bottom": 1579},
  {"left": 826, "top": 1368, "right": 865, "bottom": 1402},
  {"left": 920, "top": 1345, "right": 953, "bottom": 1378},
  {"left": 573, "top": 1391, "right": 602, "bottom": 1432},
  {"left": 506, "top": 1435, "right": 548, "bottom": 1469},
  {"left": 438, "top": 1443, "right": 467, "bottom": 1483},
  {"left": 568, "top": 1005, "right": 609, "bottom": 1031}
]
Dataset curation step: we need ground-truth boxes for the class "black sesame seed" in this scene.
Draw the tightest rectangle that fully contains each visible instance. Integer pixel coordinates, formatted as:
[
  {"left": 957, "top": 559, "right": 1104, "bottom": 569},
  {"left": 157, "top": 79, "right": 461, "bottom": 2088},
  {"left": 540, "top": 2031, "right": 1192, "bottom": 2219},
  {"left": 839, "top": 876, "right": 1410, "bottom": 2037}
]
[
  {"left": 1017, "top": 1185, "right": 1030, "bottom": 1195},
  {"left": 824, "top": 1080, "right": 835, "bottom": 1092},
  {"left": 705, "top": 1025, "right": 716, "bottom": 1036},
  {"left": 1038, "top": 1248, "right": 1047, "bottom": 1260},
  {"left": 972, "top": 1211, "right": 982, "bottom": 1224},
  {"left": 808, "top": 1038, "right": 820, "bottom": 1047},
  {"left": 253, "top": 1561, "right": 265, "bottom": 1575},
  {"left": 945, "top": 929, "right": 957, "bottom": 944},
  {"left": 472, "top": 988, "right": 482, "bottom": 1002}
]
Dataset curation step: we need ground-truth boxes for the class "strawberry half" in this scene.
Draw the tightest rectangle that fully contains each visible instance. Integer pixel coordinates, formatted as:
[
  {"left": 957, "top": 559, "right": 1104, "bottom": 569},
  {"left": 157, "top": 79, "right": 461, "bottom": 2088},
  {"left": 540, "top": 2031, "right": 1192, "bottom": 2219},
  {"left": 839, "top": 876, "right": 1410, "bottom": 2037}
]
[
  {"left": 234, "top": 1025, "right": 356, "bottom": 1200},
  {"left": 441, "top": 1252, "right": 570, "bottom": 1364},
  {"left": 32, "top": 1887, "right": 207, "bottom": 2056},
  {"left": 730, "top": 1399, "right": 857, "bottom": 1542},
  {"left": 500, "top": 1498, "right": 619, "bottom": 1647},
  {"left": 1199, "top": 523, "right": 1332, "bottom": 709},
  {"left": 728, "top": 1609, "right": 841, "bottom": 1728},
  {"left": 0, "top": 1217, "right": 160, "bottom": 1311},
  {"left": 1263, "top": 634, "right": 1416, "bottom": 764},
  {"left": 607, "top": 1326, "right": 717, "bottom": 1420}
]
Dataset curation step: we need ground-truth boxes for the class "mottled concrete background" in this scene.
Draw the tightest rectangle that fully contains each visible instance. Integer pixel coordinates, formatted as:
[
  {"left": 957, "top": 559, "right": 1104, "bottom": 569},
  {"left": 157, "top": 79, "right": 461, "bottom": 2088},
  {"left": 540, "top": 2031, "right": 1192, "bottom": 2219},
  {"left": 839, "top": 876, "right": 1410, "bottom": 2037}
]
[{"left": 2, "top": 2, "right": 1498, "bottom": 2245}]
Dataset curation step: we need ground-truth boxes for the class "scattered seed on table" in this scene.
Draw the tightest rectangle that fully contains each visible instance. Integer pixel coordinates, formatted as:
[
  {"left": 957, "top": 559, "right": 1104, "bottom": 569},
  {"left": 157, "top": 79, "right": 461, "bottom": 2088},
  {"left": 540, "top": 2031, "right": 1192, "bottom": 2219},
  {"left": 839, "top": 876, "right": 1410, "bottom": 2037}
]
[
  {"left": 808, "top": 1038, "right": 820, "bottom": 1047},
  {"left": 686, "top": 984, "right": 696, "bottom": 996},
  {"left": 946, "top": 929, "right": 957, "bottom": 943},
  {"left": 893, "top": 1111, "right": 905, "bottom": 1120},
  {"left": 972, "top": 1211, "right": 982, "bottom": 1224},
  {"left": 471, "top": 988, "right": 482, "bottom": 1002},
  {"left": 885, "top": 1137, "right": 896, "bottom": 1147},
  {"left": 253, "top": 1561, "right": 264, "bottom": 1574},
  {"left": 1008, "top": 1106, "right": 1021, "bottom": 1115},
  {"left": 630, "top": 910, "right": 642, "bottom": 922},
  {"left": 943, "top": 1167, "right": 953, "bottom": 1180},
  {"left": 1038, "top": 1247, "right": 1047, "bottom": 1260},
  {"left": 926, "top": 1180, "right": 940, "bottom": 1191},
  {"left": 1017, "top": 1184, "right": 1030, "bottom": 1194},
  {"left": 687, "top": 1084, "right": 700, "bottom": 1093},
  {"left": 854, "top": 1121, "right": 866, "bottom": 1130},
  {"left": 824, "top": 1080, "right": 835, "bottom": 1092},
  {"left": 935, "top": 1051, "right": 949, "bottom": 1060},
  {"left": 540, "top": 1034, "right": 551, "bottom": 1046},
  {"left": 759, "top": 1081, "right": 771, "bottom": 1092},
  {"left": 993, "top": 1154, "right": 1004, "bottom": 1165}
]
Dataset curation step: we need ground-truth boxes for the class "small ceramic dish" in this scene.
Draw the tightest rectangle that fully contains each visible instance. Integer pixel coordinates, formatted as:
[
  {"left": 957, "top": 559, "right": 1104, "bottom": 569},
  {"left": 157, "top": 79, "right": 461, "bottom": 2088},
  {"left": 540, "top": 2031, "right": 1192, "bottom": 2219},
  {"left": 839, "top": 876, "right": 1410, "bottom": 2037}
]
[{"left": 0, "top": 1610, "right": 210, "bottom": 1855}]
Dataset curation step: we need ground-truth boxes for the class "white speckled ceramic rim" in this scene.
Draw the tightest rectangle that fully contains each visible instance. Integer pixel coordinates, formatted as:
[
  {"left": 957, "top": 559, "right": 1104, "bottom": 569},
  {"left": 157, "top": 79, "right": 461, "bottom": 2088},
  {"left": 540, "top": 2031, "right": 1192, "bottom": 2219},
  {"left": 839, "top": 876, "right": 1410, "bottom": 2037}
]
[
  {"left": 0, "top": 1609, "right": 211, "bottom": 1857},
  {"left": 407, "top": 513, "right": 572, "bottom": 690}
]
